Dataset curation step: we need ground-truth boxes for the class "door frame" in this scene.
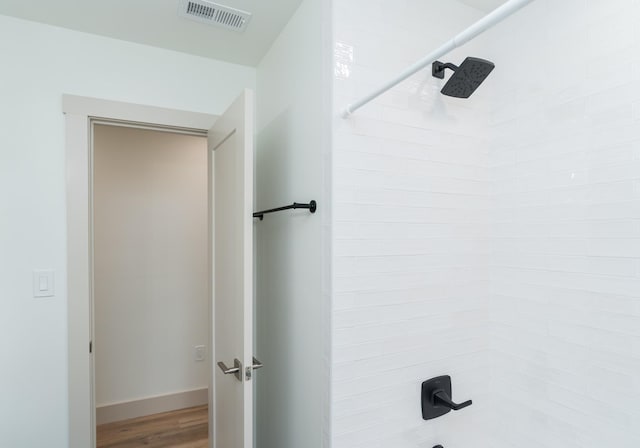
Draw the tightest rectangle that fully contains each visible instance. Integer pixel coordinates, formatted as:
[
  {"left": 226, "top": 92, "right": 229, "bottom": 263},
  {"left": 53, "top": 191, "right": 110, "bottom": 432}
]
[{"left": 63, "top": 95, "right": 218, "bottom": 448}]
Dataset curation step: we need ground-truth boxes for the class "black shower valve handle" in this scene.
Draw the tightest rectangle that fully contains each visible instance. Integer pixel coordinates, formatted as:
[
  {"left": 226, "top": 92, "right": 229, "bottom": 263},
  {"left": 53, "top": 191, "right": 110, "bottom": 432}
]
[
  {"left": 421, "top": 375, "right": 473, "bottom": 420},
  {"left": 432, "top": 389, "right": 473, "bottom": 411}
]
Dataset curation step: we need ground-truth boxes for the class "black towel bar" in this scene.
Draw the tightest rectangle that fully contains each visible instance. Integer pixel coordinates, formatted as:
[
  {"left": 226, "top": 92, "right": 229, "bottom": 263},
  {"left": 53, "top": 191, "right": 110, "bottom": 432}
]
[{"left": 253, "top": 200, "right": 317, "bottom": 221}]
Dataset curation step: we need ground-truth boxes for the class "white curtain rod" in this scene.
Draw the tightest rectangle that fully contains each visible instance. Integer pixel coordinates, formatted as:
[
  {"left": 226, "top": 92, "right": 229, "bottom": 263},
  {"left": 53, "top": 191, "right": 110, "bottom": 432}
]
[{"left": 341, "top": 0, "right": 535, "bottom": 118}]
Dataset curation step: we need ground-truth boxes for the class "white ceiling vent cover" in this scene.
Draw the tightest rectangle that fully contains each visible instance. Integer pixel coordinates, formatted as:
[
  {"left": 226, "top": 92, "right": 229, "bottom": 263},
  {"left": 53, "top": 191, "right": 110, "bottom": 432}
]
[{"left": 178, "top": 0, "right": 252, "bottom": 32}]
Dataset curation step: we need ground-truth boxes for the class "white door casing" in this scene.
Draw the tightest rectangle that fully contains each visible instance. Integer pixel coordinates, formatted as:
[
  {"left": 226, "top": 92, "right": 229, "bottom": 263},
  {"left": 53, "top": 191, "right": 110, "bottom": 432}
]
[
  {"left": 64, "top": 95, "right": 217, "bottom": 448},
  {"left": 64, "top": 92, "right": 255, "bottom": 448},
  {"left": 208, "top": 89, "right": 254, "bottom": 448}
]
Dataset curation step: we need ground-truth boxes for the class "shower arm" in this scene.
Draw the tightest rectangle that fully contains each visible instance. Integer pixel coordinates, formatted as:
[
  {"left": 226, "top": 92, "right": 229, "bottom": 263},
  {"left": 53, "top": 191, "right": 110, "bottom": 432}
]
[
  {"left": 431, "top": 61, "right": 459, "bottom": 79},
  {"left": 340, "top": 0, "right": 536, "bottom": 118}
]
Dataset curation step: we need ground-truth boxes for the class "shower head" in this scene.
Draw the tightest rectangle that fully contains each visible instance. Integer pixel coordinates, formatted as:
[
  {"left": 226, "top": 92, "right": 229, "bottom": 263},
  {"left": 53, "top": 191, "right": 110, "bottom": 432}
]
[{"left": 432, "top": 57, "right": 495, "bottom": 98}]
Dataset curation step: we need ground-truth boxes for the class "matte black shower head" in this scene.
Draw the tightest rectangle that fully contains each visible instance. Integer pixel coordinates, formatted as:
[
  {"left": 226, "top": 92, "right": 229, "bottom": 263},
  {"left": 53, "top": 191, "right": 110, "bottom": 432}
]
[{"left": 432, "top": 57, "right": 495, "bottom": 98}]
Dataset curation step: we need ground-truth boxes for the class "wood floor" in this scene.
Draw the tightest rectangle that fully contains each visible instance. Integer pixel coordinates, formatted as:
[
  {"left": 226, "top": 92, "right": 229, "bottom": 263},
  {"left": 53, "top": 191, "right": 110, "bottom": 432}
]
[{"left": 97, "top": 405, "right": 208, "bottom": 448}]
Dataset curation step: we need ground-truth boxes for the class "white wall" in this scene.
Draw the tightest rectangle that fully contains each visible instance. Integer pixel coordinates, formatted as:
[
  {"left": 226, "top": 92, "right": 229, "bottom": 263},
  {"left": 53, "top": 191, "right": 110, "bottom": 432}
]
[
  {"left": 331, "top": 1, "right": 493, "bottom": 447},
  {"left": 0, "top": 15, "right": 254, "bottom": 447},
  {"left": 332, "top": 0, "right": 640, "bottom": 447},
  {"left": 486, "top": 1, "right": 640, "bottom": 447},
  {"left": 93, "top": 125, "right": 208, "bottom": 408},
  {"left": 254, "top": 0, "right": 332, "bottom": 447}
]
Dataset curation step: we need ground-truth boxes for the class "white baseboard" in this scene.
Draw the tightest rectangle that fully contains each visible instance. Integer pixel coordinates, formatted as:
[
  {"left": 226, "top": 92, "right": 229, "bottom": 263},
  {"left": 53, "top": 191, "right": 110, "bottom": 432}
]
[{"left": 96, "top": 388, "right": 208, "bottom": 425}]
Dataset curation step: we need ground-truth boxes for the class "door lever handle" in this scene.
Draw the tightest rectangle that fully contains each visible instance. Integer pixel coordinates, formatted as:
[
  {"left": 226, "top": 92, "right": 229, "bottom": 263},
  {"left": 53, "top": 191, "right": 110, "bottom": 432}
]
[
  {"left": 217, "top": 361, "right": 239, "bottom": 374},
  {"left": 252, "top": 357, "right": 264, "bottom": 370},
  {"left": 217, "top": 358, "right": 242, "bottom": 381}
]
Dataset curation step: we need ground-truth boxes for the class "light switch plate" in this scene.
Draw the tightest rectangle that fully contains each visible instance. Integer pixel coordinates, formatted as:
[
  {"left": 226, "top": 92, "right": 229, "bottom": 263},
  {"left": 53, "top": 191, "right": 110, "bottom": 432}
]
[
  {"left": 194, "top": 345, "right": 206, "bottom": 361},
  {"left": 33, "top": 270, "right": 55, "bottom": 297}
]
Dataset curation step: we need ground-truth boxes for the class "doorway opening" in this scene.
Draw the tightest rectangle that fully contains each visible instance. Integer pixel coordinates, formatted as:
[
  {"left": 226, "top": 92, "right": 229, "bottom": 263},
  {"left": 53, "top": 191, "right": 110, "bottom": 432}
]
[
  {"left": 65, "top": 91, "right": 255, "bottom": 448},
  {"left": 92, "top": 123, "right": 209, "bottom": 447}
]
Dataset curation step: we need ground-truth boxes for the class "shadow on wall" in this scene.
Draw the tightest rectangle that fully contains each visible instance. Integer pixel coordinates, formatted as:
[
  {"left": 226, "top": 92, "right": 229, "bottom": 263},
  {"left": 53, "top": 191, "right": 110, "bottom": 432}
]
[{"left": 254, "top": 107, "right": 323, "bottom": 448}]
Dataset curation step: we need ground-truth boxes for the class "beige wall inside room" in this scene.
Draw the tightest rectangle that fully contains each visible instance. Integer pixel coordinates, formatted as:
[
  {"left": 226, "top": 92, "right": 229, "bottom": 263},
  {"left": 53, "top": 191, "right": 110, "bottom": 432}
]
[{"left": 93, "top": 125, "right": 208, "bottom": 410}]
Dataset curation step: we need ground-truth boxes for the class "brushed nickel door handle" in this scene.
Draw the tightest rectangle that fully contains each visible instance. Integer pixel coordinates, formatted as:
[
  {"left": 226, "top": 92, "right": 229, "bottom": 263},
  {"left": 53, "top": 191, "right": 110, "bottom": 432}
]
[
  {"left": 217, "top": 358, "right": 242, "bottom": 381},
  {"left": 244, "top": 357, "right": 265, "bottom": 381},
  {"left": 252, "top": 357, "right": 264, "bottom": 370}
]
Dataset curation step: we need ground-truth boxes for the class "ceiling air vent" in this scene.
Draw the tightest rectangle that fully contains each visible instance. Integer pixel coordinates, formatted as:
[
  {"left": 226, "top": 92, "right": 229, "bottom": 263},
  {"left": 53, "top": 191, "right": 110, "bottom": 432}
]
[{"left": 178, "top": 0, "right": 252, "bottom": 32}]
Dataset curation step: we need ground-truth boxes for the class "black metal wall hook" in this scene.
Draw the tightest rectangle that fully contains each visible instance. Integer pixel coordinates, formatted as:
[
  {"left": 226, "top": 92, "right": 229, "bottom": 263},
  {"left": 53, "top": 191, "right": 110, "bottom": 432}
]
[{"left": 253, "top": 200, "right": 317, "bottom": 221}]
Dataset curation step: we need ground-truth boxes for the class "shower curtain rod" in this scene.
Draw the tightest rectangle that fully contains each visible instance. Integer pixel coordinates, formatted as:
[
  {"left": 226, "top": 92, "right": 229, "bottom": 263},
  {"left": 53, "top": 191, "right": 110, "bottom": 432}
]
[{"left": 340, "top": 0, "right": 535, "bottom": 118}]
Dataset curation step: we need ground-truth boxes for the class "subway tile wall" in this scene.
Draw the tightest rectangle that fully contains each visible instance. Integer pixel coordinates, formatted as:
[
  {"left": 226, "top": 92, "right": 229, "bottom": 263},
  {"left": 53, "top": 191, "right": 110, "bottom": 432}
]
[
  {"left": 486, "top": 0, "right": 640, "bottom": 447},
  {"left": 332, "top": 1, "right": 494, "bottom": 447},
  {"left": 333, "top": 0, "right": 640, "bottom": 447}
]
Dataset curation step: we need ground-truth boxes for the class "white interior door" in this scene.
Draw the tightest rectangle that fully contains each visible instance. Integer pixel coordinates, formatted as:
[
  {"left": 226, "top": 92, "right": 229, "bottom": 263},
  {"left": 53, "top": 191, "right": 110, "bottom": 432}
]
[{"left": 208, "top": 89, "right": 254, "bottom": 448}]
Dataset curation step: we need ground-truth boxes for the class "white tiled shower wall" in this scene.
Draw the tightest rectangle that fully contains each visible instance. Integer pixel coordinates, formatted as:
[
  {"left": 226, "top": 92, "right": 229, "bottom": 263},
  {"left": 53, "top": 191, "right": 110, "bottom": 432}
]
[
  {"left": 332, "top": 2, "right": 494, "bottom": 447},
  {"left": 332, "top": 0, "right": 640, "bottom": 447},
  {"left": 486, "top": 0, "right": 640, "bottom": 447}
]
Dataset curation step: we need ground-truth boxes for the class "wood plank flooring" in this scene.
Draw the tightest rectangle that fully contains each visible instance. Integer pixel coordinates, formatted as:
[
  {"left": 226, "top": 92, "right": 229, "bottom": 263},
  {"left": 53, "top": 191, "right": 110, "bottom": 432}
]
[{"left": 97, "top": 405, "right": 208, "bottom": 448}]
